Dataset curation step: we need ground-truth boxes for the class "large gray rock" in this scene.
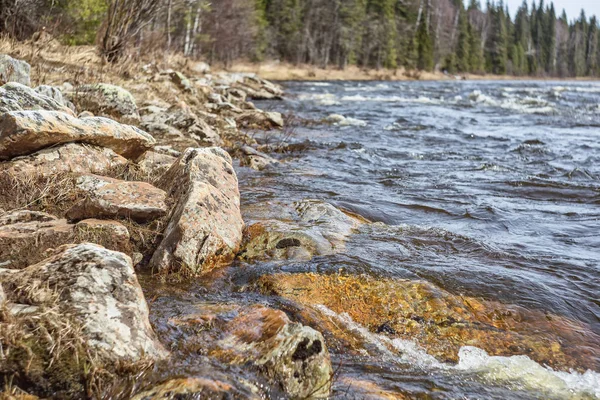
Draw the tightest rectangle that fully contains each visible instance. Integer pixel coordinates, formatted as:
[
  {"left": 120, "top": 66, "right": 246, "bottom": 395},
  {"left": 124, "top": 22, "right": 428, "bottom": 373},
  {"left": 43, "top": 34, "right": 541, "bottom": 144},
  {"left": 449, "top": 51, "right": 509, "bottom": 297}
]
[
  {"left": 0, "top": 243, "right": 167, "bottom": 360},
  {"left": 239, "top": 145, "right": 279, "bottom": 171},
  {"left": 0, "top": 54, "right": 31, "bottom": 86},
  {"left": 0, "top": 143, "right": 128, "bottom": 180},
  {"left": 149, "top": 147, "right": 244, "bottom": 274},
  {"left": 69, "top": 83, "right": 141, "bottom": 125},
  {"left": 0, "top": 82, "right": 75, "bottom": 115},
  {"left": 0, "top": 110, "right": 155, "bottom": 160},
  {"left": 66, "top": 174, "right": 168, "bottom": 222}
]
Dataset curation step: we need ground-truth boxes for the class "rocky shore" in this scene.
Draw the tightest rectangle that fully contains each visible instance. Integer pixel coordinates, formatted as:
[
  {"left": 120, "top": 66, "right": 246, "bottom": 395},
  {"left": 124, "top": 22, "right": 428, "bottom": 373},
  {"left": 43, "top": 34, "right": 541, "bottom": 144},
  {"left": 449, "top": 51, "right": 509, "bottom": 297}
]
[{"left": 1, "top": 49, "right": 598, "bottom": 400}]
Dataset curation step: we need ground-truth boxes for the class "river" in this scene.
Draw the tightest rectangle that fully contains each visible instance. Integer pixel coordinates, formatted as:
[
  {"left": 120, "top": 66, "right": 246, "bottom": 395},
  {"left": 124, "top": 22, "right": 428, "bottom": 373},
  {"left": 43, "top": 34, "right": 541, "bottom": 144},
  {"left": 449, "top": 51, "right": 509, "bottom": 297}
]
[{"left": 149, "top": 80, "right": 600, "bottom": 399}]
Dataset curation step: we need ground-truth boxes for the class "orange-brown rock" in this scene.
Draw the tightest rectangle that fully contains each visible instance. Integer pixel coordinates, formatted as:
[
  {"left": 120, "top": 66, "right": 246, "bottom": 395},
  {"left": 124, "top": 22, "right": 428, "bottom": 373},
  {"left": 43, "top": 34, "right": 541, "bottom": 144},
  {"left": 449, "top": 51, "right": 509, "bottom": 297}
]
[
  {"left": 0, "top": 110, "right": 155, "bottom": 160},
  {"left": 131, "top": 377, "right": 261, "bottom": 400},
  {"left": 257, "top": 273, "right": 600, "bottom": 371},
  {"left": 149, "top": 147, "right": 243, "bottom": 275},
  {"left": 135, "top": 150, "right": 176, "bottom": 178},
  {"left": 66, "top": 174, "right": 168, "bottom": 223},
  {"left": 167, "top": 303, "right": 332, "bottom": 399}
]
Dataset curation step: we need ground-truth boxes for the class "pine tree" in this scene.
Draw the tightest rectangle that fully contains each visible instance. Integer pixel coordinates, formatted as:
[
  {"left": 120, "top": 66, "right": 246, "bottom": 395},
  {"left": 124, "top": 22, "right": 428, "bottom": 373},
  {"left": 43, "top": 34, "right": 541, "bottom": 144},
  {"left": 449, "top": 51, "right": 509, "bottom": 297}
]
[{"left": 416, "top": 10, "right": 434, "bottom": 71}]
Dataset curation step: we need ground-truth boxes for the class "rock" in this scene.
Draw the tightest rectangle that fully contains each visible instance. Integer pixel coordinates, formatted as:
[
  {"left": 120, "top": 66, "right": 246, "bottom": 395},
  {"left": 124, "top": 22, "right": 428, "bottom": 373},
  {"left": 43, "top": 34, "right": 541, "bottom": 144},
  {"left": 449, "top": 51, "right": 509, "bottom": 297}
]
[
  {"left": 0, "top": 110, "right": 155, "bottom": 160},
  {"left": 66, "top": 174, "right": 167, "bottom": 223},
  {"left": 132, "top": 377, "right": 261, "bottom": 400},
  {"left": 239, "top": 145, "right": 279, "bottom": 171},
  {"left": 257, "top": 273, "right": 600, "bottom": 372},
  {"left": 218, "top": 306, "right": 332, "bottom": 399},
  {"left": 0, "top": 210, "right": 57, "bottom": 226},
  {"left": 34, "top": 85, "right": 73, "bottom": 110},
  {"left": 168, "top": 303, "right": 332, "bottom": 399},
  {"left": 0, "top": 212, "right": 131, "bottom": 268},
  {"left": 78, "top": 110, "right": 94, "bottom": 118},
  {"left": 149, "top": 147, "right": 244, "bottom": 274},
  {"left": 0, "top": 54, "right": 31, "bottom": 86},
  {"left": 169, "top": 71, "right": 193, "bottom": 92},
  {"left": 241, "top": 200, "right": 364, "bottom": 261},
  {"left": 165, "top": 106, "right": 222, "bottom": 146},
  {"left": 235, "top": 111, "right": 284, "bottom": 129},
  {"left": 0, "top": 82, "right": 75, "bottom": 115},
  {"left": 69, "top": 84, "right": 141, "bottom": 125},
  {"left": 0, "top": 143, "right": 128, "bottom": 180},
  {"left": 190, "top": 61, "right": 211, "bottom": 74},
  {"left": 136, "top": 151, "right": 176, "bottom": 178},
  {"left": 0, "top": 243, "right": 168, "bottom": 360}
]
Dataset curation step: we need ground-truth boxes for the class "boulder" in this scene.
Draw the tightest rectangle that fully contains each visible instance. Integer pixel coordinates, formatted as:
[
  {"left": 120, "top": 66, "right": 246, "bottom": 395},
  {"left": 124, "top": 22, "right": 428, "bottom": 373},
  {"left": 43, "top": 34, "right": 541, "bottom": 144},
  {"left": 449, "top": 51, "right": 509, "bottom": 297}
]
[
  {"left": 169, "top": 303, "right": 332, "bottom": 399},
  {"left": 0, "top": 54, "right": 31, "bottom": 86},
  {"left": 239, "top": 145, "right": 279, "bottom": 171},
  {"left": 0, "top": 110, "right": 155, "bottom": 160},
  {"left": 217, "top": 306, "right": 332, "bottom": 399},
  {"left": 165, "top": 106, "right": 222, "bottom": 146},
  {"left": 0, "top": 212, "right": 131, "bottom": 268},
  {"left": 132, "top": 378, "right": 261, "bottom": 400},
  {"left": 241, "top": 200, "right": 364, "bottom": 261},
  {"left": 0, "top": 82, "right": 75, "bottom": 115},
  {"left": 34, "top": 85, "right": 73, "bottom": 110},
  {"left": 0, "top": 143, "right": 128, "bottom": 180},
  {"left": 169, "top": 71, "right": 193, "bottom": 92},
  {"left": 66, "top": 174, "right": 168, "bottom": 223},
  {"left": 190, "top": 61, "right": 211, "bottom": 74},
  {"left": 0, "top": 210, "right": 57, "bottom": 225},
  {"left": 69, "top": 84, "right": 140, "bottom": 125},
  {"left": 136, "top": 151, "right": 176, "bottom": 178},
  {"left": 149, "top": 147, "right": 244, "bottom": 274},
  {"left": 0, "top": 243, "right": 168, "bottom": 360},
  {"left": 235, "top": 111, "right": 284, "bottom": 129}
]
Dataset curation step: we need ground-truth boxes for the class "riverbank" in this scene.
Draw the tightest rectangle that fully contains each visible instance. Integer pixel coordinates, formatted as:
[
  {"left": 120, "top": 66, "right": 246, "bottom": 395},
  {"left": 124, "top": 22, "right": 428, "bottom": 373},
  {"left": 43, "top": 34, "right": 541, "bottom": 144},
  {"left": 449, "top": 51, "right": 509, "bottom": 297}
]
[{"left": 227, "top": 61, "right": 600, "bottom": 82}]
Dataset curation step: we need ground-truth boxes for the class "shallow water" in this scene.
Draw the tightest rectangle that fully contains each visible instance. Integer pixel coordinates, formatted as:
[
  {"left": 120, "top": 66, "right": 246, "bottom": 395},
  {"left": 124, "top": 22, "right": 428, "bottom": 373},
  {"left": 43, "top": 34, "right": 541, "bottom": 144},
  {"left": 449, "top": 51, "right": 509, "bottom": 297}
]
[
  {"left": 146, "top": 80, "right": 600, "bottom": 399},
  {"left": 238, "top": 80, "right": 600, "bottom": 398}
]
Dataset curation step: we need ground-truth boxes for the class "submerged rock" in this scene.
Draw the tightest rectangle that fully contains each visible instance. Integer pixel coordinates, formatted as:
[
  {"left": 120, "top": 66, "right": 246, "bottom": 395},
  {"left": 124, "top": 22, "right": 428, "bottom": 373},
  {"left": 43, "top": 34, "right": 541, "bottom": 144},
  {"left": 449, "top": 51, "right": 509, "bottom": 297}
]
[
  {"left": 239, "top": 145, "right": 279, "bottom": 171},
  {"left": 149, "top": 148, "right": 243, "bottom": 274},
  {"left": 69, "top": 83, "right": 141, "bottom": 125},
  {"left": 169, "top": 304, "right": 332, "bottom": 399},
  {"left": 0, "top": 243, "right": 167, "bottom": 360},
  {"left": 0, "top": 212, "right": 131, "bottom": 268},
  {"left": 66, "top": 174, "right": 168, "bottom": 223},
  {"left": 0, "top": 110, "right": 155, "bottom": 160},
  {"left": 131, "top": 377, "right": 261, "bottom": 400},
  {"left": 0, "top": 143, "right": 128, "bottom": 180},
  {"left": 0, "top": 82, "right": 75, "bottom": 115},
  {"left": 241, "top": 200, "right": 365, "bottom": 261},
  {"left": 257, "top": 273, "right": 600, "bottom": 372},
  {"left": 0, "top": 54, "right": 30, "bottom": 86}
]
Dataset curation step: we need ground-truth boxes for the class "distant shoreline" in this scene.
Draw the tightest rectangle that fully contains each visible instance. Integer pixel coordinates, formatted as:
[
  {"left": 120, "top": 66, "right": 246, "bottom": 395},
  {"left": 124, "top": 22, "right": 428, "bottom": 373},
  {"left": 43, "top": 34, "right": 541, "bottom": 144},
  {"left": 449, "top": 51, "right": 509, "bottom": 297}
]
[{"left": 225, "top": 62, "right": 600, "bottom": 82}]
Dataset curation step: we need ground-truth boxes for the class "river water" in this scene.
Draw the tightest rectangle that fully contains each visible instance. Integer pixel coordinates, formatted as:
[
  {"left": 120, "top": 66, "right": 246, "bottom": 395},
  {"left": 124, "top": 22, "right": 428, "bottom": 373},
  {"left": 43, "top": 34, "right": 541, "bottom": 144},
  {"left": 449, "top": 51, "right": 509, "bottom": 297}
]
[
  {"left": 146, "top": 80, "right": 600, "bottom": 399},
  {"left": 238, "top": 80, "right": 600, "bottom": 398}
]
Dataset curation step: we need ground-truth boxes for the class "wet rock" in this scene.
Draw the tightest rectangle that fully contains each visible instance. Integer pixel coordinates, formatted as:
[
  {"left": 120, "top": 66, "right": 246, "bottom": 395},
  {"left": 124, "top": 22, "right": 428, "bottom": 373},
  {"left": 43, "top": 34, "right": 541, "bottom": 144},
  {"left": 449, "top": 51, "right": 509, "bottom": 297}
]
[
  {"left": 0, "top": 143, "right": 128, "bottom": 180},
  {"left": 0, "top": 212, "right": 131, "bottom": 268},
  {"left": 149, "top": 147, "right": 243, "bottom": 274},
  {"left": 0, "top": 243, "right": 168, "bottom": 360},
  {"left": 69, "top": 83, "right": 141, "bottom": 125},
  {"left": 136, "top": 150, "right": 176, "bottom": 178},
  {"left": 241, "top": 200, "right": 365, "bottom": 261},
  {"left": 336, "top": 377, "right": 409, "bottom": 400},
  {"left": 235, "top": 111, "right": 284, "bottom": 129},
  {"left": 0, "top": 82, "right": 75, "bottom": 115},
  {"left": 239, "top": 145, "right": 279, "bottom": 171},
  {"left": 66, "top": 174, "right": 168, "bottom": 223},
  {"left": 0, "top": 54, "right": 30, "bottom": 86},
  {"left": 131, "top": 377, "right": 261, "bottom": 400},
  {"left": 257, "top": 273, "right": 600, "bottom": 371},
  {"left": 0, "top": 110, "right": 155, "bottom": 160},
  {"left": 219, "top": 306, "right": 332, "bottom": 399},
  {"left": 170, "top": 304, "right": 332, "bottom": 399}
]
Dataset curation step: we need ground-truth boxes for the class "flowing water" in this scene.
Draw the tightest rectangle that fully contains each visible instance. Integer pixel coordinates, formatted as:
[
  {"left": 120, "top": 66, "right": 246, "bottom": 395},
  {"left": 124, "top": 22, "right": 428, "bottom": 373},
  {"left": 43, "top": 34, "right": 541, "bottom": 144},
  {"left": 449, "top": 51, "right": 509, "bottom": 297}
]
[{"left": 148, "top": 80, "right": 600, "bottom": 399}]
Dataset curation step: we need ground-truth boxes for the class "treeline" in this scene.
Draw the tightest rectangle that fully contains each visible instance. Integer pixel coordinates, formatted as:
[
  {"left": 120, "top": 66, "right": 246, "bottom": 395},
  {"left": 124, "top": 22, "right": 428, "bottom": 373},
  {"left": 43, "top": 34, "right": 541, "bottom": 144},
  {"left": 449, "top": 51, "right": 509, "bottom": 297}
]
[{"left": 1, "top": 0, "right": 599, "bottom": 77}]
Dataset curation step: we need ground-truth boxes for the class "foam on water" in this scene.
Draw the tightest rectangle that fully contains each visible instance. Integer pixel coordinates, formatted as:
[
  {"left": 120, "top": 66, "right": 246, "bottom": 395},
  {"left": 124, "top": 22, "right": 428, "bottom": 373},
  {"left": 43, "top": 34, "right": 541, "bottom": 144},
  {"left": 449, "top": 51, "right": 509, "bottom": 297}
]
[
  {"left": 316, "top": 305, "right": 600, "bottom": 399},
  {"left": 297, "top": 93, "right": 340, "bottom": 105}
]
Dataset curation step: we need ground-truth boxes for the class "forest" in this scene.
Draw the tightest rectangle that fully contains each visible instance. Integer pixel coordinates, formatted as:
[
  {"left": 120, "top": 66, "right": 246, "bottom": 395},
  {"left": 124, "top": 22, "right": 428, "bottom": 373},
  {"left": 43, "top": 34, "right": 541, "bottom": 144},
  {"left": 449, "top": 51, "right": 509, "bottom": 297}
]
[{"left": 1, "top": 0, "right": 599, "bottom": 77}]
